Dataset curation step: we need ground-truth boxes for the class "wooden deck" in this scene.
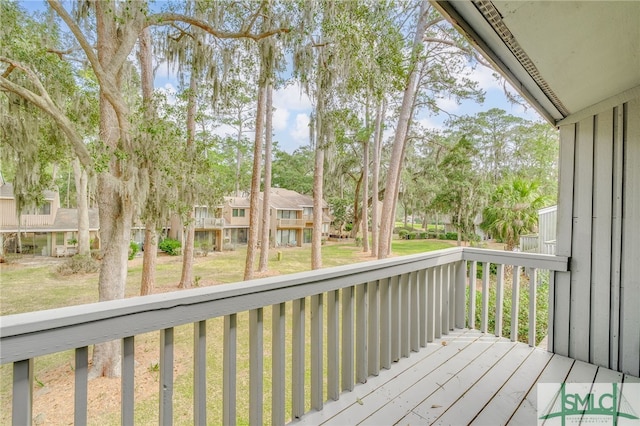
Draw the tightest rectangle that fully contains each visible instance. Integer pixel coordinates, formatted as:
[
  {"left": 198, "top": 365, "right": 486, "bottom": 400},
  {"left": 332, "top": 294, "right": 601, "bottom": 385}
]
[{"left": 293, "top": 329, "right": 640, "bottom": 425}]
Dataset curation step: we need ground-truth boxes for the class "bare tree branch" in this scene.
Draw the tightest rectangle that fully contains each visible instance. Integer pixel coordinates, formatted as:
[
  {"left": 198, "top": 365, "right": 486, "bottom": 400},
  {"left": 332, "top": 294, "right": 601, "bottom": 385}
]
[{"left": 146, "top": 12, "right": 290, "bottom": 41}]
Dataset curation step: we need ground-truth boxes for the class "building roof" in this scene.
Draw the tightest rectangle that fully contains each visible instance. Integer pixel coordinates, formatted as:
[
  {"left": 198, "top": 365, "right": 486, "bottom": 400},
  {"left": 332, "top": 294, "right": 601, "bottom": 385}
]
[
  {"left": 0, "top": 208, "right": 100, "bottom": 233},
  {"left": 434, "top": 1, "right": 640, "bottom": 124},
  {"left": 267, "top": 188, "right": 328, "bottom": 210},
  {"left": 0, "top": 182, "right": 57, "bottom": 201}
]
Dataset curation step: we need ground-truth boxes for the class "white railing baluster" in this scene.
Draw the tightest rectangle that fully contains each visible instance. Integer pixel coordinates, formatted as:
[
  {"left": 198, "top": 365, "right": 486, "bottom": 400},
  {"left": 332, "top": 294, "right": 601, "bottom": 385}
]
[
  {"left": 368, "top": 280, "right": 380, "bottom": 376},
  {"left": 435, "top": 266, "right": 442, "bottom": 339},
  {"left": 529, "top": 268, "right": 538, "bottom": 346},
  {"left": 427, "top": 268, "right": 435, "bottom": 343},
  {"left": 341, "top": 287, "right": 354, "bottom": 391},
  {"left": 12, "top": 359, "right": 33, "bottom": 425},
  {"left": 74, "top": 346, "right": 88, "bottom": 426},
  {"left": 410, "top": 271, "right": 420, "bottom": 352},
  {"left": 272, "top": 303, "right": 286, "bottom": 424},
  {"left": 310, "top": 294, "right": 323, "bottom": 409},
  {"left": 292, "top": 298, "right": 305, "bottom": 419},
  {"left": 400, "top": 273, "right": 410, "bottom": 358},
  {"left": 193, "top": 322, "right": 206, "bottom": 425},
  {"left": 495, "top": 264, "right": 505, "bottom": 337},
  {"left": 548, "top": 272, "right": 555, "bottom": 351},
  {"left": 511, "top": 266, "right": 521, "bottom": 342},
  {"left": 327, "top": 291, "right": 340, "bottom": 400},
  {"left": 121, "top": 337, "right": 135, "bottom": 425},
  {"left": 249, "top": 308, "right": 263, "bottom": 424},
  {"left": 0, "top": 247, "right": 570, "bottom": 425},
  {"left": 223, "top": 314, "right": 237, "bottom": 426},
  {"left": 419, "top": 269, "right": 427, "bottom": 347},
  {"left": 469, "top": 261, "right": 477, "bottom": 329},
  {"left": 380, "top": 278, "right": 391, "bottom": 369},
  {"left": 355, "top": 284, "right": 368, "bottom": 383},
  {"left": 450, "top": 264, "right": 456, "bottom": 331},
  {"left": 481, "top": 262, "right": 490, "bottom": 333},
  {"left": 390, "top": 275, "right": 401, "bottom": 362},
  {"left": 440, "top": 264, "right": 453, "bottom": 335},
  {"left": 455, "top": 260, "right": 466, "bottom": 329},
  {"left": 159, "top": 327, "right": 174, "bottom": 425}
]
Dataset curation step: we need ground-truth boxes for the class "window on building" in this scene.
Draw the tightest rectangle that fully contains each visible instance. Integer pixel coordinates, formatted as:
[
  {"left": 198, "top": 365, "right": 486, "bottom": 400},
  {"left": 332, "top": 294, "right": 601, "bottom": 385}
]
[
  {"left": 303, "top": 228, "right": 312, "bottom": 243},
  {"left": 277, "top": 210, "right": 297, "bottom": 219},
  {"left": 232, "top": 208, "right": 245, "bottom": 217},
  {"left": 303, "top": 207, "right": 313, "bottom": 216}
]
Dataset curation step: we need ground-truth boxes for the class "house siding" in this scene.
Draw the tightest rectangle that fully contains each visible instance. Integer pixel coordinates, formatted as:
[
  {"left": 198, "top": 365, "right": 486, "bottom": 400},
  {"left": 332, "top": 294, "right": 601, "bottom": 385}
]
[{"left": 553, "top": 95, "right": 640, "bottom": 376}]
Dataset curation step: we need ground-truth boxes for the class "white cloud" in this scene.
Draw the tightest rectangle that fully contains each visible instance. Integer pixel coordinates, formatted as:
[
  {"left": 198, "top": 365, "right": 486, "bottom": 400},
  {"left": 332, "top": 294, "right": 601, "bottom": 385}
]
[
  {"left": 273, "top": 83, "right": 312, "bottom": 111},
  {"left": 469, "top": 65, "right": 503, "bottom": 92},
  {"left": 289, "top": 113, "right": 310, "bottom": 146},
  {"left": 156, "top": 83, "right": 178, "bottom": 106},
  {"left": 272, "top": 107, "right": 290, "bottom": 131},
  {"left": 435, "top": 96, "right": 461, "bottom": 114},
  {"left": 416, "top": 116, "right": 445, "bottom": 131}
]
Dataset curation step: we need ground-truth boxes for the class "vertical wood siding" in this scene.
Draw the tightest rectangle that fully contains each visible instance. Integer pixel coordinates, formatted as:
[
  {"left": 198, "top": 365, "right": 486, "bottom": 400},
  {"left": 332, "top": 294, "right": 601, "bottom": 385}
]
[{"left": 554, "top": 96, "right": 640, "bottom": 376}]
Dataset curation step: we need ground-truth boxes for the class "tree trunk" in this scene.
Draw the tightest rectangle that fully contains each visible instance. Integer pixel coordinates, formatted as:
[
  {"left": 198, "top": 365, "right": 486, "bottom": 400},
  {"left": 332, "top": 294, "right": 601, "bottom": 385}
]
[
  {"left": 370, "top": 99, "right": 385, "bottom": 257},
  {"left": 244, "top": 84, "right": 266, "bottom": 280},
  {"left": 179, "top": 71, "right": 198, "bottom": 289},
  {"left": 259, "top": 82, "right": 273, "bottom": 272},
  {"left": 362, "top": 134, "right": 369, "bottom": 253},
  {"left": 378, "top": 0, "right": 430, "bottom": 259},
  {"left": 90, "top": 0, "right": 133, "bottom": 379},
  {"left": 72, "top": 158, "right": 90, "bottom": 256},
  {"left": 350, "top": 173, "right": 363, "bottom": 239},
  {"left": 235, "top": 110, "right": 243, "bottom": 197},
  {"left": 311, "top": 140, "right": 324, "bottom": 270},
  {"left": 138, "top": 27, "right": 158, "bottom": 295},
  {"left": 140, "top": 221, "right": 157, "bottom": 295}
]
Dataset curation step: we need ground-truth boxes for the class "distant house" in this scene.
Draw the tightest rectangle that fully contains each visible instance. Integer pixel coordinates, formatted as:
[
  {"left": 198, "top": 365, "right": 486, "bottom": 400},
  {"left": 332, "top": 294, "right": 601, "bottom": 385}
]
[
  {"left": 0, "top": 182, "right": 100, "bottom": 257},
  {"left": 166, "top": 189, "right": 331, "bottom": 251}
]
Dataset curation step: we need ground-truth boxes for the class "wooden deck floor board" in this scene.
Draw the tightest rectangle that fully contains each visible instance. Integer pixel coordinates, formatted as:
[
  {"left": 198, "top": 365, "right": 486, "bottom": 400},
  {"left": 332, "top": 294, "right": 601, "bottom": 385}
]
[
  {"left": 294, "top": 329, "right": 476, "bottom": 426},
  {"left": 508, "top": 354, "right": 574, "bottom": 425},
  {"left": 363, "top": 338, "right": 514, "bottom": 425},
  {"left": 291, "top": 330, "right": 639, "bottom": 426},
  {"left": 471, "top": 348, "right": 553, "bottom": 425},
  {"left": 333, "top": 331, "right": 490, "bottom": 425},
  {"left": 428, "top": 342, "right": 535, "bottom": 425}
]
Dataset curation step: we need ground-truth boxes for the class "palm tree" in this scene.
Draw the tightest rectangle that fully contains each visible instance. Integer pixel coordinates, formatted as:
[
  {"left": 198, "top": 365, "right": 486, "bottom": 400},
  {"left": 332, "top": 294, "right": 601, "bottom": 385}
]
[{"left": 480, "top": 177, "right": 548, "bottom": 251}]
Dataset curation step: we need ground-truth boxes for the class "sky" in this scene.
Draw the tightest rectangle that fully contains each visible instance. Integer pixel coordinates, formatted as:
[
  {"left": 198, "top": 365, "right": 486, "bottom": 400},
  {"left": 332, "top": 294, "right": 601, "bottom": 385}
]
[
  {"left": 21, "top": 0, "right": 544, "bottom": 154},
  {"left": 154, "top": 63, "right": 544, "bottom": 153}
]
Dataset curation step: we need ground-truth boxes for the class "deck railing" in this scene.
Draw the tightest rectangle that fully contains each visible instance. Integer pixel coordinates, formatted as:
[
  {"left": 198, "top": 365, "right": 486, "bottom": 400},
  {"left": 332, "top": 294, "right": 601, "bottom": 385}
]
[
  {"left": 0, "top": 247, "right": 567, "bottom": 425},
  {"left": 277, "top": 218, "right": 306, "bottom": 228},
  {"left": 195, "top": 217, "right": 225, "bottom": 229}
]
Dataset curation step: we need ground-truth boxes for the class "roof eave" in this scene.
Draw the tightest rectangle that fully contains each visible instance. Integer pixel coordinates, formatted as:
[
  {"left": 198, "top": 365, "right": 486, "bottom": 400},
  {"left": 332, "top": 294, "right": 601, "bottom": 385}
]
[{"left": 432, "top": 0, "right": 566, "bottom": 125}]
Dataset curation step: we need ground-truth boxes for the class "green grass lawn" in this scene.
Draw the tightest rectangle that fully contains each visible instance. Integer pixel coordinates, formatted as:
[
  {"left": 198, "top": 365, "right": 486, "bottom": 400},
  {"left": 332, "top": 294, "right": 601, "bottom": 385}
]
[{"left": 0, "top": 239, "right": 458, "bottom": 424}]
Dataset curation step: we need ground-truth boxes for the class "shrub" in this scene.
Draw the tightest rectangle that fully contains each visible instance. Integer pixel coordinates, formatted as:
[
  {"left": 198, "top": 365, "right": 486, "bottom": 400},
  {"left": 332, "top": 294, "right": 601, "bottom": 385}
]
[
  {"left": 418, "top": 232, "right": 428, "bottom": 239},
  {"left": 407, "top": 231, "right": 417, "bottom": 240},
  {"left": 468, "top": 273, "right": 549, "bottom": 345},
  {"left": 398, "top": 229, "right": 409, "bottom": 239},
  {"left": 128, "top": 241, "right": 139, "bottom": 260},
  {"left": 56, "top": 255, "right": 100, "bottom": 275},
  {"left": 159, "top": 238, "right": 181, "bottom": 256}
]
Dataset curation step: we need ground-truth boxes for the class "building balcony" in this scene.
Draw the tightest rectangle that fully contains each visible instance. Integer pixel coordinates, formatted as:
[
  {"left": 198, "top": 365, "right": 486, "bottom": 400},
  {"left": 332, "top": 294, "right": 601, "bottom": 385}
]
[
  {"left": 195, "top": 217, "right": 225, "bottom": 229},
  {"left": 1, "top": 247, "right": 637, "bottom": 424},
  {"left": 277, "top": 218, "right": 306, "bottom": 228}
]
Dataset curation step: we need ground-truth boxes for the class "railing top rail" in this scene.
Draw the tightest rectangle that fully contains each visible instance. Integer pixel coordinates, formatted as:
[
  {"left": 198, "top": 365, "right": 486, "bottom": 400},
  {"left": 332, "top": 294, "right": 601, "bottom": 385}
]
[
  {"left": 0, "top": 248, "right": 463, "bottom": 363},
  {"left": 462, "top": 247, "right": 568, "bottom": 271},
  {"left": 0, "top": 247, "right": 568, "bottom": 364}
]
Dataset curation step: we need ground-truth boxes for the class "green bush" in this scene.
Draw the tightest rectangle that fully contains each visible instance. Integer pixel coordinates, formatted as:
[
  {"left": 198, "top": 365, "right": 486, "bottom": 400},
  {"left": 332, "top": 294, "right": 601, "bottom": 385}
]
[
  {"left": 407, "top": 231, "right": 417, "bottom": 240},
  {"left": 56, "top": 255, "right": 100, "bottom": 275},
  {"left": 159, "top": 238, "right": 181, "bottom": 256},
  {"left": 418, "top": 232, "right": 428, "bottom": 239},
  {"left": 398, "top": 229, "right": 409, "bottom": 239},
  {"left": 128, "top": 241, "right": 139, "bottom": 260},
  {"left": 468, "top": 273, "right": 549, "bottom": 345},
  {"left": 437, "top": 232, "right": 458, "bottom": 240}
]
